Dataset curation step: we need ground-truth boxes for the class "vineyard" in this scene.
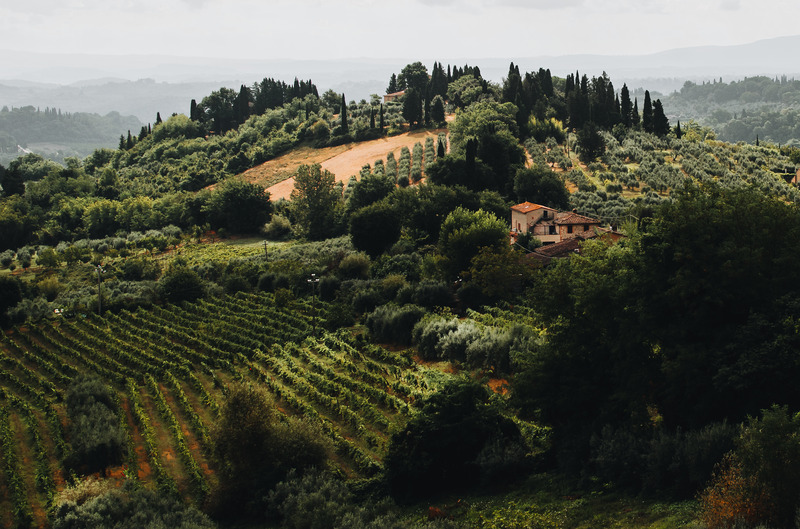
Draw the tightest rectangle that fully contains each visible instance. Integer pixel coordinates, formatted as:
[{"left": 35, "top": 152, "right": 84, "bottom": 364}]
[{"left": 0, "top": 291, "right": 449, "bottom": 529}]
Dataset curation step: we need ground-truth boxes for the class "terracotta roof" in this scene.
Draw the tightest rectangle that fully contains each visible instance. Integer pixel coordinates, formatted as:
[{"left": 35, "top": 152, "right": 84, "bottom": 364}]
[
  {"left": 555, "top": 211, "right": 601, "bottom": 225},
  {"left": 384, "top": 90, "right": 406, "bottom": 97},
  {"left": 511, "top": 202, "right": 555, "bottom": 214},
  {"left": 527, "top": 231, "right": 598, "bottom": 265}
]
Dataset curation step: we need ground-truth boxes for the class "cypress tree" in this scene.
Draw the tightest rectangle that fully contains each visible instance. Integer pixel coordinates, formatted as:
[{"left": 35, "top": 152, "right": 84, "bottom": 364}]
[
  {"left": 341, "top": 94, "right": 348, "bottom": 133},
  {"left": 632, "top": 98, "right": 640, "bottom": 127},
  {"left": 156, "top": 112, "right": 162, "bottom": 124},
  {"left": 675, "top": 120, "right": 683, "bottom": 139},
  {"left": 190, "top": 99, "right": 199, "bottom": 121},
  {"left": 652, "top": 99, "right": 670, "bottom": 136},
  {"left": 126, "top": 130, "right": 134, "bottom": 150},
  {"left": 370, "top": 107, "right": 375, "bottom": 129},
  {"left": 387, "top": 74, "right": 398, "bottom": 94},
  {"left": 642, "top": 90, "right": 653, "bottom": 133},
  {"left": 620, "top": 84, "right": 632, "bottom": 127},
  {"left": 119, "top": 134, "right": 125, "bottom": 150},
  {"left": 379, "top": 104, "right": 385, "bottom": 131}
]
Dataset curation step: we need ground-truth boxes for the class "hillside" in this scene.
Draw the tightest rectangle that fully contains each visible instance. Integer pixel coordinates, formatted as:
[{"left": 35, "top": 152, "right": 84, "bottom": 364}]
[
  {"left": 246, "top": 128, "right": 447, "bottom": 200},
  {"left": 3, "top": 60, "right": 800, "bottom": 529}
]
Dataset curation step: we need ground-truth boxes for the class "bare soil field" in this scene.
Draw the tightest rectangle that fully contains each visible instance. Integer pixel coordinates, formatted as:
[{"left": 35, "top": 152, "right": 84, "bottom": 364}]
[{"left": 243, "top": 128, "right": 447, "bottom": 201}]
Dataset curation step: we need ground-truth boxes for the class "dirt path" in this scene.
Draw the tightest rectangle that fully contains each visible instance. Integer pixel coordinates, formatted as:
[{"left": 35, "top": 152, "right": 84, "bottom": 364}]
[{"left": 260, "top": 128, "right": 447, "bottom": 201}]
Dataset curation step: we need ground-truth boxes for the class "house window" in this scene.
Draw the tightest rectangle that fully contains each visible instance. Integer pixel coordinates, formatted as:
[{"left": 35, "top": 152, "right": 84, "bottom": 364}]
[
  {"left": 567, "top": 225, "right": 573, "bottom": 234},
  {"left": 584, "top": 224, "right": 589, "bottom": 231},
  {"left": 549, "top": 225, "right": 556, "bottom": 235}
]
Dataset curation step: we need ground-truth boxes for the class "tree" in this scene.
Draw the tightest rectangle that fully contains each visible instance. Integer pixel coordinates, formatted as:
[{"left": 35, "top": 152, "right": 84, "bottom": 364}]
[
  {"left": 675, "top": 120, "right": 683, "bottom": 139},
  {"left": 384, "top": 379, "right": 526, "bottom": 501},
  {"left": 397, "top": 62, "right": 429, "bottom": 94},
  {"left": 513, "top": 166, "right": 570, "bottom": 209},
  {"left": 346, "top": 171, "right": 394, "bottom": 213},
  {"left": 448, "top": 100, "right": 525, "bottom": 193},
  {"left": 438, "top": 207, "right": 508, "bottom": 278},
  {"left": 386, "top": 73, "right": 398, "bottom": 94},
  {"left": 158, "top": 266, "right": 205, "bottom": 304},
  {"left": 576, "top": 121, "right": 606, "bottom": 162},
  {"left": 430, "top": 95, "right": 445, "bottom": 125},
  {"left": 620, "top": 84, "right": 633, "bottom": 127},
  {"left": 290, "top": 164, "right": 343, "bottom": 240},
  {"left": 339, "top": 94, "right": 348, "bottom": 133},
  {"left": 0, "top": 275, "right": 23, "bottom": 327},
  {"left": 349, "top": 202, "right": 401, "bottom": 258},
  {"left": 200, "top": 87, "right": 238, "bottom": 134},
  {"left": 642, "top": 90, "right": 653, "bottom": 133},
  {"left": 203, "top": 179, "right": 272, "bottom": 233},
  {"left": 652, "top": 99, "right": 670, "bottom": 136},
  {"left": 211, "top": 384, "right": 329, "bottom": 519},
  {"left": 401, "top": 88, "right": 422, "bottom": 127}
]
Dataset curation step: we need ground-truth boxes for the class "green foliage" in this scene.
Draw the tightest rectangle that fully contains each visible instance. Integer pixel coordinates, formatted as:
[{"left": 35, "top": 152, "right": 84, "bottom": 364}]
[
  {"left": 349, "top": 203, "right": 401, "bottom": 258},
  {"left": 438, "top": 207, "right": 508, "bottom": 278},
  {"left": 52, "top": 481, "right": 216, "bottom": 529},
  {"left": 384, "top": 378, "right": 527, "bottom": 501},
  {"left": 64, "top": 375, "right": 127, "bottom": 474},
  {"left": 365, "top": 303, "right": 426, "bottom": 345},
  {"left": 734, "top": 405, "right": 800, "bottom": 527},
  {"left": 513, "top": 165, "right": 569, "bottom": 209},
  {"left": 157, "top": 266, "right": 205, "bottom": 304},
  {"left": 448, "top": 101, "right": 525, "bottom": 193},
  {"left": 590, "top": 422, "right": 736, "bottom": 498},
  {"left": 576, "top": 121, "right": 606, "bottom": 162},
  {"left": 290, "top": 163, "right": 344, "bottom": 241},
  {"left": 211, "top": 383, "right": 331, "bottom": 519},
  {"left": 203, "top": 178, "right": 272, "bottom": 233}
]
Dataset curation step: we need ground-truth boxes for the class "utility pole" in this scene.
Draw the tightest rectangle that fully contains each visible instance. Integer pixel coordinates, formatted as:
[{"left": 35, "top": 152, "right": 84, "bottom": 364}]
[{"left": 307, "top": 273, "right": 320, "bottom": 337}]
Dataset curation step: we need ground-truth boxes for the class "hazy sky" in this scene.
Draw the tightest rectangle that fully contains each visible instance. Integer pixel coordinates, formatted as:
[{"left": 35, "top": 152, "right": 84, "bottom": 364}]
[{"left": 2, "top": 0, "right": 798, "bottom": 60}]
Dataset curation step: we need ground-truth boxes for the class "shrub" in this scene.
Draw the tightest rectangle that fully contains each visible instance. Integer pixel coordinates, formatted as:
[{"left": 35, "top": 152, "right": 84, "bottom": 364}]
[
  {"left": 211, "top": 384, "right": 331, "bottom": 520},
  {"left": 64, "top": 376, "right": 127, "bottom": 475},
  {"left": 52, "top": 481, "right": 215, "bottom": 529},
  {"left": 263, "top": 214, "right": 293, "bottom": 240},
  {"left": 384, "top": 379, "right": 528, "bottom": 501},
  {"left": 366, "top": 304, "right": 426, "bottom": 345},
  {"left": 412, "top": 316, "right": 459, "bottom": 360},
  {"left": 267, "top": 469, "right": 406, "bottom": 529},
  {"left": 338, "top": 253, "right": 370, "bottom": 280},
  {"left": 157, "top": 267, "right": 205, "bottom": 303}
]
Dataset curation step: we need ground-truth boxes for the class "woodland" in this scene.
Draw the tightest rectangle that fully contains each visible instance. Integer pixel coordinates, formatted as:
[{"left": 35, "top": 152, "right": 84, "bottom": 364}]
[{"left": 1, "top": 60, "right": 800, "bottom": 529}]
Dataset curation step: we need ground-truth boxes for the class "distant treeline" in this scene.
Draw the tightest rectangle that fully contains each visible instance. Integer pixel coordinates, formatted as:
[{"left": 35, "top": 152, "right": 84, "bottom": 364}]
[
  {"left": 0, "top": 105, "right": 141, "bottom": 154},
  {"left": 663, "top": 75, "right": 800, "bottom": 145}
]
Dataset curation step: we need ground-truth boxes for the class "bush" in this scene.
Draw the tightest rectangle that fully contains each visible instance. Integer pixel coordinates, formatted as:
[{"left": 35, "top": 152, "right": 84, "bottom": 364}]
[
  {"left": 211, "top": 384, "right": 331, "bottom": 520},
  {"left": 384, "top": 379, "right": 528, "bottom": 501},
  {"left": 338, "top": 252, "right": 371, "bottom": 279},
  {"left": 263, "top": 214, "right": 293, "bottom": 240},
  {"left": 158, "top": 267, "right": 205, "bottom": 303},
  {"left": 64, "top": 376, "right": 127, "bottom": 475},
  {"left": 365, "top": 304, "right": 426, "bottom": 345},
  {"left": 412, "top": 316, "right": 459, "bottom": 360},
  {"left": 591, "top": 422, "right": 737, "bottom": 498},
  {"left": 52, "top": 480, "right": 215, "bottom": 529},
  {"left": 267, "top": 469, "right": 410, "bottom": 529}
]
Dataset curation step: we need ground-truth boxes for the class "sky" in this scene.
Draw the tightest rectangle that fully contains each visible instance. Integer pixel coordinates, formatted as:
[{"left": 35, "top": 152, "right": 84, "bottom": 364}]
[{"left": 1, "top": 0, "right": 799, "bottom": 61}]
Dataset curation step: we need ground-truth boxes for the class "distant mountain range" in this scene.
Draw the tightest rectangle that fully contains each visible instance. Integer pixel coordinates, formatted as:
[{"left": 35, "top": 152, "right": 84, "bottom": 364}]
[{"left": 2, "top": 35, "right": 799, "bottom": 122}]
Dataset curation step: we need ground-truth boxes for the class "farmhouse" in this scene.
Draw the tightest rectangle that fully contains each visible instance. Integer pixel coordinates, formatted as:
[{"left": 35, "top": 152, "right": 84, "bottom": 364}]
[
  {"left": 383, "top": 90, "right": 406, "bottom": 103},
  {"left": 510, "top": 202, "right": 601, "bottom": 244}
]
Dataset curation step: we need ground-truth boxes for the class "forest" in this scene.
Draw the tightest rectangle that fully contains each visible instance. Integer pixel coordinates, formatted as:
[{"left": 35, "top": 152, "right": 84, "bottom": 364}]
[
  {"left": 1, "top": 59, "right": 800, "bottom": 529},
  {"left": 662, "top": 75, "right": 800, "bottom": 145},
  {"left": 0, "top": 106, "right": 142, "bottom": 166}
]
